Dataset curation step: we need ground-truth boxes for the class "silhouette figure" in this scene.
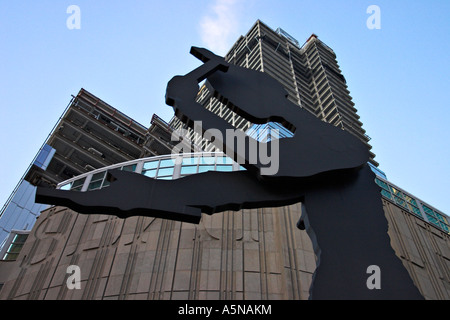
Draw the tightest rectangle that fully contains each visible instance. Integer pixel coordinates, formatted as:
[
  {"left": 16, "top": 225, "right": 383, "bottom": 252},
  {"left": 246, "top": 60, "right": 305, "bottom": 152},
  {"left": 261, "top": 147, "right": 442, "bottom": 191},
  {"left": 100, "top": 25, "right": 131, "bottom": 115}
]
[{"left": 36, "top": 47, "right": 423, "bottom": 300}]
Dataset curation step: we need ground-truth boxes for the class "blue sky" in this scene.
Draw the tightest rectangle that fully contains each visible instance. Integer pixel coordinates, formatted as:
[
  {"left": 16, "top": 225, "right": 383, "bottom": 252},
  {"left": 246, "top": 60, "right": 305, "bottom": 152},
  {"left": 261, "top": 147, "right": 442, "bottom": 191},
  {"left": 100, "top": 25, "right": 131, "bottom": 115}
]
[{"left": 1, "top": 0, "right": 449, "bottom": 215}]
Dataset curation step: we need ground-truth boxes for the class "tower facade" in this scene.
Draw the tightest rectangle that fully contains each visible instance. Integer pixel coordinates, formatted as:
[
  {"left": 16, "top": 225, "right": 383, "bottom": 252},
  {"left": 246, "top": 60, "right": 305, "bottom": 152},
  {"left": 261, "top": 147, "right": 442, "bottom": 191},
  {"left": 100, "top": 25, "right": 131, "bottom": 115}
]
[{"left": 171, "top": 20, "right": 377, "bottom": 166}]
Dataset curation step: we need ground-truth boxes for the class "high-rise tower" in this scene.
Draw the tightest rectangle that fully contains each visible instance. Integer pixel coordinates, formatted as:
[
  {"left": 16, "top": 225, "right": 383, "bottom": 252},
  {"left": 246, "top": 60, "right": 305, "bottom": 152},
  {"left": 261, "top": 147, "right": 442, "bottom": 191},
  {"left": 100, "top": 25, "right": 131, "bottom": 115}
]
[{"left": 171, "top": 20, "right": 377, "bottom": 166}]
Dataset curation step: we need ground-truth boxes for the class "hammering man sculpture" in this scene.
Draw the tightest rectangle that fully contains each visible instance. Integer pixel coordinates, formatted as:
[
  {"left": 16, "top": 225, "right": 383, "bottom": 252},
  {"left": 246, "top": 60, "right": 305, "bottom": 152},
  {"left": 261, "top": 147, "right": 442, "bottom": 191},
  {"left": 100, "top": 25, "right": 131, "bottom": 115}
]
[{"left": 36, "top": 47, "right": 424, "bottom": 300}]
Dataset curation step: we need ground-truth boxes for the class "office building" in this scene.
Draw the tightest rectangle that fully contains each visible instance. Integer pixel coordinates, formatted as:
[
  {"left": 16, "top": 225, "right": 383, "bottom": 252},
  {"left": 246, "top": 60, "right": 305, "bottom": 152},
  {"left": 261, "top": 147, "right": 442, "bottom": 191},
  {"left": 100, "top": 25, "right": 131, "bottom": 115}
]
[
  {"left": 0, "top": 21, "right": 448, "bottom": 300},
  {"left": 0, "top": 88, "right": 174, "bottom": 256},
  {"left": 171, "top": 20, "right": 377, "bottom": 166}
]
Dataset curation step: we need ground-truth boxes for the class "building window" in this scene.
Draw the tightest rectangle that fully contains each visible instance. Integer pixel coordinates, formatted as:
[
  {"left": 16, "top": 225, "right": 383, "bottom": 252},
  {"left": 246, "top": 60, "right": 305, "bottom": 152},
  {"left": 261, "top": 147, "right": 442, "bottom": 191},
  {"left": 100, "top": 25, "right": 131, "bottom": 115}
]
[
  {"left": 198, "top": 165, "right": 216, "bottom": 174},
  {"left": 375, "top": 178, "right": 428, "bottom": 221},
  {"left": 390, "top": 187, "right": 408, "bottom": 210},
  {"left": 375, "top": 178, "right": 391, "bottom": 200},
  {"left": 181, "top": 157, "right": 198, "bottom": 166},
  {"left": 71, "top": 178, "right": 86, "bottom": 191},
  {"left": 60, "top": 183, "right": 72, "bottom": 191},
  {"left": 143, "top": 160, "right": 158, "bottom": 170},
  {"left": 87, "top": 172, "right": 107, "bottom": 191},
  {"left": 143, "top": 169, "right": 157, "bottom": 178},
  {"left": 215, "top": 165, "right": 233, "bottom": 172},
  {"left": 245, "top": 122, "right": 294, "bottom": 142},
  {"left": 403, "top": 195, "right": 421, "bottom": 217},
  {"left": 2, "top": 233, "right": 28, "bottom": 261},
  {"left": 217, "top": 157, "right": 234, "bottom": 165},
  {"left": 180, "top": 165, "right": 198, "bottom": 175},
  {"left": 157, "top": 167, "right": 174, "bottom": 178},
  {"left": 157, "top": 159, "right": 176, "bottom": 179},
  {"left": 142, "top": 161, "right": 158, "bottom": 178},
  {"left": 121, "top": 164, "right": 137, "bottom": 172},
  {"left": 422, "top": 204, "right": 450, "bottom": 233},
  {"left": 33, "top": 144, "right": 56, "bottom": 170},
  {"left": 199, "top": 156, "right": 216, "bottom": 165},
  {"left": 159, "top": 159, "right": 176, "bottom": 168}
]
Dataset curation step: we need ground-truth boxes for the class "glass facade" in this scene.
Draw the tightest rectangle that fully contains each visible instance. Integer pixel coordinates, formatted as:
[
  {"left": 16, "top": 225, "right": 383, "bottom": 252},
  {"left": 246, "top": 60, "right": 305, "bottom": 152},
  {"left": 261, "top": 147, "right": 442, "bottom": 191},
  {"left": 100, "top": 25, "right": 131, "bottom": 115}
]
[
  {"left": 58, "top": 153, "right": 240, "bottom": 191},
  {"left": 368, "top": 162, "right": 387, "bottom": 180},
  {"left": 375, "top": 177, "right": 449, "bottom": 233},
  {"left": 32, "top": 144, "right": 56, "bottom": 170},
  {"left": 422, "top": 204, "right": 450, "bottom": 233},
  {"left": 245, "top": 122, "right": 294, "bottom": 142},
  {"left": 1, "top": 232, "right": 29, "bottom": 261},
  {"left": 0, "top": 181, "right": 48, "bottom": 249},
  {"left": 0, "top": 145, "right": 55, "bottom": 250}
]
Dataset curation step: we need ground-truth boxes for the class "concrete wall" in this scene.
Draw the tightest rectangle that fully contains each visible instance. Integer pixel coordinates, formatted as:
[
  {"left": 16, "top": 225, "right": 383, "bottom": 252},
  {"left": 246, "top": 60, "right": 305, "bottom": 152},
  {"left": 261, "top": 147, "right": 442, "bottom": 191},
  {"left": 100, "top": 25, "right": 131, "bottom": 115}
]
[
  {"left": 0, "top": 204, "right": 315, "bottom": 300},
  {"left": 384, "top": 199, "right": 450, "bottom": 299},
  {"left": 0, "top": 200, "right": 448, "bottom": 300}
]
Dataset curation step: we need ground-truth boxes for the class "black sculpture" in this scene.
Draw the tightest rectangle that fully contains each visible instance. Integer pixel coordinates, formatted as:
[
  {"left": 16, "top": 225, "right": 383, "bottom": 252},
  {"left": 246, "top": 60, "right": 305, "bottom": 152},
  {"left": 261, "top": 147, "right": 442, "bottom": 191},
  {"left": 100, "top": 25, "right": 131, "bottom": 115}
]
[{"left": 36, "top": 47, "right": 424, "bottom": 300}]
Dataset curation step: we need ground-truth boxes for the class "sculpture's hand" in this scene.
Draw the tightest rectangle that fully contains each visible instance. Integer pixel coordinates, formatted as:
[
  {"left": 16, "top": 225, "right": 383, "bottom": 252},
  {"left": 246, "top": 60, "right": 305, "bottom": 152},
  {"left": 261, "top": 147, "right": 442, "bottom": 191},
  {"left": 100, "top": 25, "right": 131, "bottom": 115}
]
[
  {"left": 35, "top": 169, "right": 204, "bottom": 223},
  {"left": 166, "top": 47, "right": 370, "bottom": 179}
]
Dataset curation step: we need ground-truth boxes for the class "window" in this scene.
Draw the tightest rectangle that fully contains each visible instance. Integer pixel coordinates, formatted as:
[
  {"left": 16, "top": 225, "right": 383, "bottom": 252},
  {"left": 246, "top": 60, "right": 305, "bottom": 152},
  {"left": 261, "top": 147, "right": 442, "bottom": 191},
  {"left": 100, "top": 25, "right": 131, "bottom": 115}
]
[
  {"left": 88, "top": 172, "right": 107, "bottom": 191},
  {"left": 143, "top": 169, "right": 157, "bottom": 178},
  {"left": 33, "top": 144, "right": 56, "bottom": 170},
  {"left": 215, "top": 165, "right": 233, "bottom": 172},
  {"left": 376, "top": 178, "right": 449, "bottom": 233},
  {"left": 217, "top": 157, "right": 233, "bottom": 165},
  {"left": 245, "top": 122, "right": 294, "bottom": 142},
  {"left": 199, "top": 156, "right": 216, "bottom": 165},
  {"left": 142, "top": 161, "right": 158, "bottom": 178},
  {"left": 375, "top": 178, "right": 391, "bottom": 200},
  {"left": 157, "top": 167, "right": 174, "bottom": 178},
  {"left": 380, "top": 189, "right": 392, "bottom": 200},
  {"left": 179, "top": 157, "right": 198, "bottom": 176},
  {"left": 2, "top": 233, "right": 28, "bottom": 261},
  {"left": 197, "top": 156, "right": 218, "bottom": 174},
  {"left": 422, "top": 204, "right": 450, "bottom": 232},
  {"left": 404, "top": 195, "right": 422, "bottom": 217},
  {"left": 60, "top": 183, "right": 72, "bottom": 191},
  {"left": 389, "top": 187, "right": 408, "bottom": 209},
  {"left": 198, "top": 165, "right": 216, "bottom": 173},
  {"left": 157, "top": 176, "right": 173, "bottom": 180},
  {"left": 101, "top": 171, "right": 113, "bottom": 188},
  {"left": 71, "top": 178, "right": 86, "bottom": 191},
  {"left": 121, "top": 164, "right": 137, "bottom": 172},
  {"left": 180, "top": 165, "right": 198, "bottom": 175},
  {"left": 143, "top": 160, "right": 158, "bottom": 170},
  {"left": 159, "top": 159, "right": 176, "bottom": 168},
  {"left": 182, "top": 157, "right": 198, "bottom": 166}
]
